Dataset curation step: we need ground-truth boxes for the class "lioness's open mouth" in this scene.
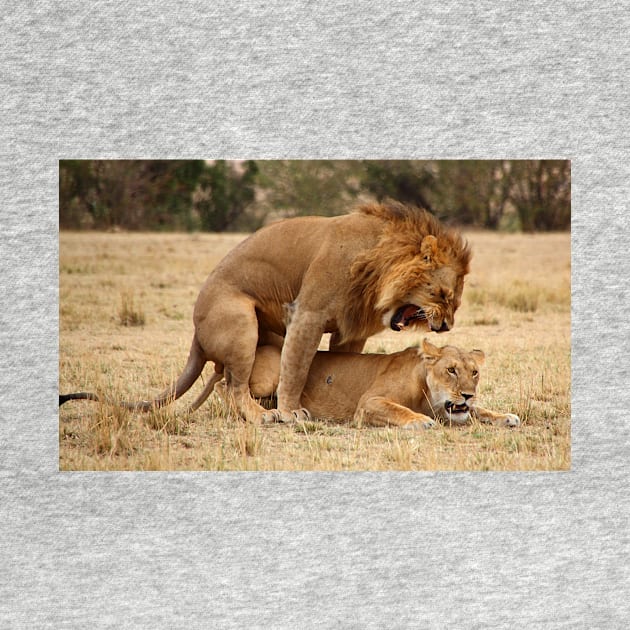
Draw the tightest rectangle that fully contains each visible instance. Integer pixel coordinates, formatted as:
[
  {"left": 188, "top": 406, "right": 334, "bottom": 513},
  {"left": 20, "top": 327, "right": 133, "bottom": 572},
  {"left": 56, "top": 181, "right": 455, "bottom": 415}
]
[
  {"left": 390, "top": 304, "right": 427, "bottom": 331},
  {"left": 445, "top": 401, "right": 469, "bottom": 415}
]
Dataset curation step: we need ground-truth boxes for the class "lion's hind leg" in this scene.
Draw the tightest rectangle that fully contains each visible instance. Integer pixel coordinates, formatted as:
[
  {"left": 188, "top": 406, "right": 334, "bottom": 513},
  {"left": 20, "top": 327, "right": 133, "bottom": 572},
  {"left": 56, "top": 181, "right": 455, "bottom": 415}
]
[
  {"left": 195, "top": 294, "right": 269, "bottom": 424},
  {"left": 356, "top": 395, "right": 436, "bottom": 430},
  {"left": 472, "top": 405, "right": 521, "bottom": 427}
]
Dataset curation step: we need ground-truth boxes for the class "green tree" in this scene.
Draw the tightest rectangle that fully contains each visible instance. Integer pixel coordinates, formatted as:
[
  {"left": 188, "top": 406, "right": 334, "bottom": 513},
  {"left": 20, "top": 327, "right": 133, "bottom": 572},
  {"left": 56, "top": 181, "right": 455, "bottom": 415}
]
[
  {"left": 508, "top": 160, "right": 571, "bottom": 231},
  {"left": 428, "top": 161, "right": 512, "bottom": 229},
  {"left": 195, "top": 160, "right": 259, "bottom": 231},
  {"left": 360, "top": 160, "right": 436, "bottom": 211},
  {"left": 255, "top": 160, "right": 361, "bottom": 219},
  {"left": 59, "top": 160, "right": 98, "bottom": 228},
  {"left": 59, "top": 160, "right": 205, "bottom": 230},
  {"left": 359, "top": 160, "right": 570, "bottom": 231}
]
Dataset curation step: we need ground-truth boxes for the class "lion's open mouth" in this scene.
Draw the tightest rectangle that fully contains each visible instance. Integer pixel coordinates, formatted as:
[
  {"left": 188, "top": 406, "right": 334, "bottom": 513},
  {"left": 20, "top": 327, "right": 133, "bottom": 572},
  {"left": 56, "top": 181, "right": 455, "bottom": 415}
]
[
  {"left": 390, "top": 304, "right": 427, "bottom": 331},
  {"left": 444, "top": 401, "right": 469, "bottom": 415}
]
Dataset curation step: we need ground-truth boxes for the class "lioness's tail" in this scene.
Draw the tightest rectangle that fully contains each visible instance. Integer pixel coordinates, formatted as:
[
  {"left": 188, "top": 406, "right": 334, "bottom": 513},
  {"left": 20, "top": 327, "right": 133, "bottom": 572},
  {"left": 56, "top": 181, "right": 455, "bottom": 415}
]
[{"left": 59, "top": 336, "right": 207, "bottom": 411}]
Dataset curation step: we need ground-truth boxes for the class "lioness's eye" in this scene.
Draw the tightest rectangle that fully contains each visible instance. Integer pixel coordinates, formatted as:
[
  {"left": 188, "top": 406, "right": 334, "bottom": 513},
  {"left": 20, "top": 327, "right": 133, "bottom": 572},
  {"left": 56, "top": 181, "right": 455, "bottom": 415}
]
[
  {"left": 447, "top": 367, "right": 456, "bottom": 375},
  {"left": 472, "top": 370, "right": 478, "bottom": 377}
]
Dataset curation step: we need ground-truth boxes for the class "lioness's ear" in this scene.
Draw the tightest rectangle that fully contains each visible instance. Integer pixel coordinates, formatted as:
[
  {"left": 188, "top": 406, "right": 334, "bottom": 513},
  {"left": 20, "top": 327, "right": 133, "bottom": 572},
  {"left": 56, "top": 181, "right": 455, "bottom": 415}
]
[
  {"left": 471, "top": 349, "right": 485, "bottom": 365},
  {"left": 420, "top": 235, "right": 438, "bottom": 265},
  {"left": 421, "top": 338, "right": 441, "bottom": 362}
]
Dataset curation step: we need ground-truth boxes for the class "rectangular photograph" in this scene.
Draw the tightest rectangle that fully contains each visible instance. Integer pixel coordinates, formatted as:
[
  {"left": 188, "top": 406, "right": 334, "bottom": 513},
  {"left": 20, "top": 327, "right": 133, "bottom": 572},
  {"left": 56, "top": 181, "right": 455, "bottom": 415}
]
[{"left": 59, "top": 160, "right": 571, "bottom": 471}]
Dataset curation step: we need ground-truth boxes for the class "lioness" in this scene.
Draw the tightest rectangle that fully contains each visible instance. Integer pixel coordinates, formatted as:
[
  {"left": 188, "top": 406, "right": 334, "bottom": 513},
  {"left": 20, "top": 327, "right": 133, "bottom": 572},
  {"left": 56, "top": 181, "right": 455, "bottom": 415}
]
[
  {"left": 60, "top": 202, "right": 471, "bottom": 424},
  {"left": 189, "top": 340, "right": 520, "bottom": 429}
]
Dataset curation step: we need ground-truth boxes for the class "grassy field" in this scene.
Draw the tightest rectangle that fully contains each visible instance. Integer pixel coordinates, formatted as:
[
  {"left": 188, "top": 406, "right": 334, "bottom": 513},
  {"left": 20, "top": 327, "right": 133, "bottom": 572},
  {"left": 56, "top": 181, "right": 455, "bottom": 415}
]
[{"left": 59, "top": 229, "right": 571, "bottom": 471}]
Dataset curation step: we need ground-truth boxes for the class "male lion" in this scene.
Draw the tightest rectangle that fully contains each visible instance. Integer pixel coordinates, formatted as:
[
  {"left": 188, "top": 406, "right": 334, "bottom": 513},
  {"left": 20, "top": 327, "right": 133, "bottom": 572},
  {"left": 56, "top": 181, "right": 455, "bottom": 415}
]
[
  {"left": 189, "top": 340, "right": 521, "bottom": 429},
  {"left": 60, "top": 202, "right": 471, "bottom": 424}
]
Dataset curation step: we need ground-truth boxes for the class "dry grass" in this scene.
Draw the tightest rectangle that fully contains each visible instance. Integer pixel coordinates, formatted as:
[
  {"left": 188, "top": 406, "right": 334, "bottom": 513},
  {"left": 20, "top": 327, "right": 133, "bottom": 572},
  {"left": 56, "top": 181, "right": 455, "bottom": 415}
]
[
  {"left": 118, "top": 290, "right": 146, "bottom": 327},
  {"left": 59, "top": 230, "right": 571, "bottom": 471}
]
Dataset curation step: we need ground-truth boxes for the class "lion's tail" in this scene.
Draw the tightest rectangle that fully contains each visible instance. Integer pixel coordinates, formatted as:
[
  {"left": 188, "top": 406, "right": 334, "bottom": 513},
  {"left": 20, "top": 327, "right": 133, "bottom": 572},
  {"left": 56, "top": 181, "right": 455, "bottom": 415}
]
[
  {"left": 187, "top": 370, "right": 224, "bottom": 412},
  {"left": 59, "top": 336, "right": 207, "bottom": 411},
  {"left": 59, "top": 392, "right": 100, "bottom": 405}
]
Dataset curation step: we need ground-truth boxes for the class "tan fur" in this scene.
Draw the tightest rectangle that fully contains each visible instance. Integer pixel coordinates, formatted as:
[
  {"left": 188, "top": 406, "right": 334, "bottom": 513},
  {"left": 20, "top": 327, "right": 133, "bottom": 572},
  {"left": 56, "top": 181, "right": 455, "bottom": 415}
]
[
  {"left": 192, "top": 340, "right": 520, "bottom": 429},
  {"left": 60, "top": 202, "right": 471, "bottom": 423},
  {"left": 196, "top": 202, "right": 470, "bottom": 423},
  {"left": 343, "top": 204, "right": 470, "bottom": 342}
]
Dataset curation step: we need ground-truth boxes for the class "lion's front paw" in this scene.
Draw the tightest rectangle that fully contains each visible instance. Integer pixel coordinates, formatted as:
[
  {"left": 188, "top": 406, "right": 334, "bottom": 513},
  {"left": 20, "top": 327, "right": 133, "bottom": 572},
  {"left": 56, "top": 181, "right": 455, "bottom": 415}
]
[
  {"left": 264, "top": 407, "right": 311, "bottom": 424},
  {"left": 289, "top": 407, "right": 311, "bottom": 423},
  {"left": 503, "top": 413, "right": 521, "bottom": 428},
  {"left": 261, "top": 409, "right": 283, "bottom": 424}
]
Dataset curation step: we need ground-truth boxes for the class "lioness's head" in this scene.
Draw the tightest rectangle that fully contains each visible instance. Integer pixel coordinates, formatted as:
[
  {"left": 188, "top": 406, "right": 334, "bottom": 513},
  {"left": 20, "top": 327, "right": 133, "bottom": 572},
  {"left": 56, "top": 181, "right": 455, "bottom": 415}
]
[{"left": 421, "top": 338, "right": 484, "bottom": 424}]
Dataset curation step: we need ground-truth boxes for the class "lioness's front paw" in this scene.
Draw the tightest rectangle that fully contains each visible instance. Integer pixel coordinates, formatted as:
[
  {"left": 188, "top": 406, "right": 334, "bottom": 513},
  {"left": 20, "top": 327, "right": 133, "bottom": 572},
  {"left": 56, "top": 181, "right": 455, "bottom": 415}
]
[
  {"left": 503, "top": 413, "right": 521, "bottom": 428},
  {"left": 403, "top": 418, "right": 436, "bottom": 430}
]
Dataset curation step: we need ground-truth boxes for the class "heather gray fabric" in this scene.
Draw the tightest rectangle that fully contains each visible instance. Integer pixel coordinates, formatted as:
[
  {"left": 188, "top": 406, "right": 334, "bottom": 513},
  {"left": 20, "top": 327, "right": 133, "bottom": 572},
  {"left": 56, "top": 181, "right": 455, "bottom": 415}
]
[{"left": 2, "top": 1, "right": 629, "bottom": 627}]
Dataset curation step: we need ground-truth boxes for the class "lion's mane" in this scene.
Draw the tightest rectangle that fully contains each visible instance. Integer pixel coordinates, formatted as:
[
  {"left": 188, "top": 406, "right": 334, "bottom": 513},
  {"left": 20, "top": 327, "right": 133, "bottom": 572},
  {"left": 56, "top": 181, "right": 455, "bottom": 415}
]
[{"left": 341, "top": 202, "right": 471, "bottom": 342}]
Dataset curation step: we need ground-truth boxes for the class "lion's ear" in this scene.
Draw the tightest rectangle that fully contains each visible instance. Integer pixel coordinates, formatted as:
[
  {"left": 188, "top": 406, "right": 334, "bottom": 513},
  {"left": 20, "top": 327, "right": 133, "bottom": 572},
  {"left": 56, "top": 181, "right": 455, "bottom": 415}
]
[
  {"left": 420, "top": 235, "right": 438, "bottom": 265},
  {"left": 471, "top": 349, "right": 485, "bottom": 365},
  {"left": 421, "top": 338, "right": 441, "bottom": 362}
]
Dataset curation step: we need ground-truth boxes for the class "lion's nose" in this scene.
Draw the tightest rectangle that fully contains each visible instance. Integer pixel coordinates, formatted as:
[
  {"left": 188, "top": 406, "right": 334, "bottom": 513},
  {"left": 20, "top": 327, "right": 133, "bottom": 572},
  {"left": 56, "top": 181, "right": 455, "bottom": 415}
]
[
  {"left": 432, "top": 320, "right": 450, "bottom": 333},
  {"left": 462, "top": 393, "right": 473, "bottom": 401}
]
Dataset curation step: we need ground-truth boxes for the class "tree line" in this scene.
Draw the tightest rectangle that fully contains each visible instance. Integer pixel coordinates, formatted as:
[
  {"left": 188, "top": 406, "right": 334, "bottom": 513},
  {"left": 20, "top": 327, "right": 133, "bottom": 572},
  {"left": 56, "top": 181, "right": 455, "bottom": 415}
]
[{"left": 59, "top": 159, "right": 570, "bottom": 232}]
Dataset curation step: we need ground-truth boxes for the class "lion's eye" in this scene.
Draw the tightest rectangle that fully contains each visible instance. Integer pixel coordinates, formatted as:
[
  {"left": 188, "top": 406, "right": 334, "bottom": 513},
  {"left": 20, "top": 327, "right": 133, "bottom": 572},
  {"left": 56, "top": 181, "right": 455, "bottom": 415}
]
[
  {"left": 472, "top": 370, "right": 478, "bottom": 377},
  {"left": 447, "top": 367, "right": 456, "bottom": 375}
]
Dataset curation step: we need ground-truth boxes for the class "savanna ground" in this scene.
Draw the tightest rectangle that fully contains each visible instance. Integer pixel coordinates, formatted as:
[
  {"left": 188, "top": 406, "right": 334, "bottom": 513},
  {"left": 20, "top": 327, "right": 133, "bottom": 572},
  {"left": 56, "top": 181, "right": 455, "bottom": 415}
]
[{"left": 59, "top": 229, "right": 570, "bottom": 471}]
